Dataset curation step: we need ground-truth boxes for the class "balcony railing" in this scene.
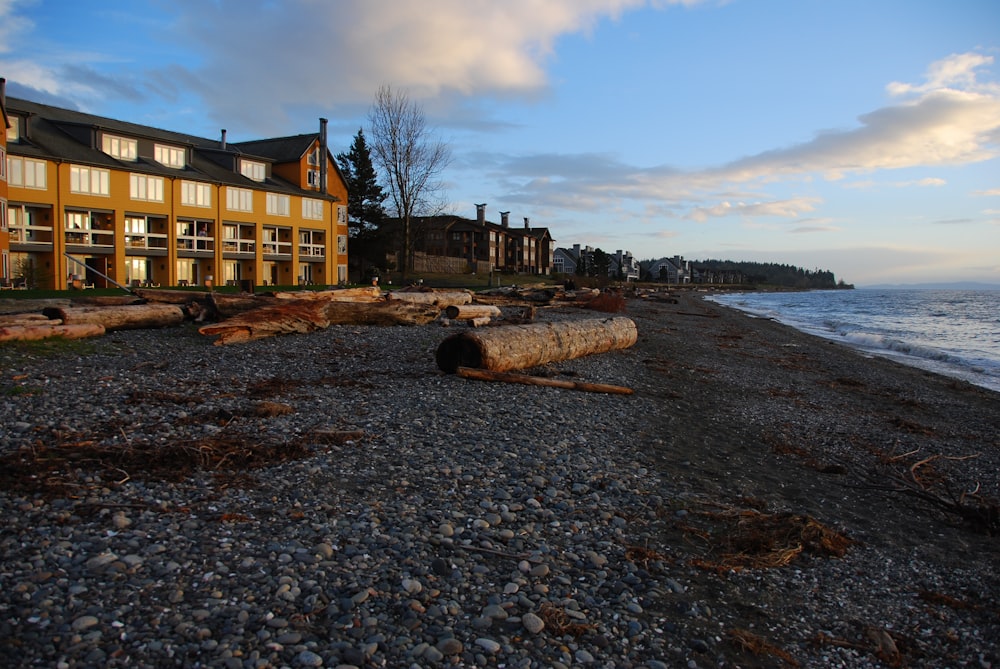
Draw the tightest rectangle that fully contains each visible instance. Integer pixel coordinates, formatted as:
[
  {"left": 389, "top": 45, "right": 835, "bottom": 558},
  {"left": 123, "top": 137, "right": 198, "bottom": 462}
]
[
  {"left": 263, "top": 241, "right": 293, "bottom": 255},
  {"left": 298, "top": 244, "right": 326, "bottom": 257},
  {"left": 65, "top": 229, "right": 115, "bottom": 247},
  {"left": 126, "top": 233, "right": 169, "bottom": 250},
  {"left": 177, "top": 235, "right": 215, "bottom": 251},
  {"left": 223, "top": 240, "right": 256, "bottom": 253},
  {"left": 8, "top": 225, "right": 54, "bottom": 244}
]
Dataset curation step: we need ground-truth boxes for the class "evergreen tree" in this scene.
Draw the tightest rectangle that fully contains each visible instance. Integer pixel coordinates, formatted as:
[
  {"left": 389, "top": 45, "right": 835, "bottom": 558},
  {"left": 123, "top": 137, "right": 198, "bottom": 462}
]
[{"left": 336, "top": 128, "right": 387, "bottom": 237}]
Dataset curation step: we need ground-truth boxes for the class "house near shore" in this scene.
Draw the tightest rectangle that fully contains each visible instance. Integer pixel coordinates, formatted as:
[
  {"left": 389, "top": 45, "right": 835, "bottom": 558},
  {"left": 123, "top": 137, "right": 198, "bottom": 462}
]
[
  {"left": 1, "top": 84, "right": 348, "bottom": 291},
  {"left": 379, "top": 204, "right": 555, "bottom": 277},
  {"left": 553, "top": 244, "right": 640, "bottom": 281}
]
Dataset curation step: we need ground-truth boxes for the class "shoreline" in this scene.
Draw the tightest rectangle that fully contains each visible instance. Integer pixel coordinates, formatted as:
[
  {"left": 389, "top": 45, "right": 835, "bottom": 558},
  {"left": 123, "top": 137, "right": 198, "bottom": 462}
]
[{"left": 0, "top": 292, "right": 997, "bottom": 667}]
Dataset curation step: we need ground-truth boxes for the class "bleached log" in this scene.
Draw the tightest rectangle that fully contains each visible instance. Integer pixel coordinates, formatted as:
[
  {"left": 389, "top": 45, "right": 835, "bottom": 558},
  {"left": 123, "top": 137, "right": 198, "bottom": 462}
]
[
  {"left": 435, "top": 317, "right": 638, "bottom": 373},
  {"left": 0, "top": 322, "right": 105, "bottom": 342},
  {"left": 273, "top": 287, "right": 384, "bottom": 302},
  {"left": 199, "top": 299, "right": 441, "bottom": 345},
  {"left": 444, "top": 304, "right": 502, "bottom": 320},
  {"left": 387, "top": 290, "right": 472, "bottom": 307},
  {"left": 0, "top": 313, "right": 58, "bottom": 327},
  {"left": 41, "top": 304, "right": 186, "bottom": 331},
  {"left": 133, "top": 288, "right": 210, "bottom": 304}
]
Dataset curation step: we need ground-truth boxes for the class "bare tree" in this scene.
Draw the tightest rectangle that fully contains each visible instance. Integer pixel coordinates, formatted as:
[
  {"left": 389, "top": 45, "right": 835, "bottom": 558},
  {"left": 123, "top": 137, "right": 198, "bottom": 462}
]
[{"left": 367, "top": 84, "right": 451, "bottom": 279}]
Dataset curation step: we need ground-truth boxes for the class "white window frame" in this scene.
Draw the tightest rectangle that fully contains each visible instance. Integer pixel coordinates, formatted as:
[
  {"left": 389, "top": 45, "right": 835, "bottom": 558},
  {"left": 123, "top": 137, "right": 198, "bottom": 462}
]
[
  {"left": 337, "top": 234, "right": 347, "bottom": 255},
  {"left": 307, "top": 169, "right": 322, "bottom": 188},
  {"left": 154, "top": 144, "right": 186, "bottom": 169},
  {"left": 266, "top": 193, "right": 290, "bottom": 216},
  {"left": 129, "top": 173, "right": 165, "bottom": 202},
  {"left": 337, "top": 205, "right": 347, "bottom": 224},
  {"left": 7, "top": 156, "right": 47, "bottom": 189},
  {"left": 302, "top": 197, "right": 324, "bottom": 220},
  {"left": 102, "top": 134, "right": 137, "bottom": 161},
  {"left": 226, "top": 187, "right": 253, "bottom": 212},
  {"left": 70, "top": 165, "right": 110, "bottom": 195},
  {"left": 240, "top": 159, "right": 266, "bottom": 182},
  {"left": 181, "top": 180, "right": 212, "bottom": 207}
]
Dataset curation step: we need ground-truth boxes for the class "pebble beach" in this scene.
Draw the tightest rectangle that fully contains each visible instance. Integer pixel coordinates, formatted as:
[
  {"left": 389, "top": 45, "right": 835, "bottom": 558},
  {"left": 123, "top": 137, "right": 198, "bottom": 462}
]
[{"left": 0, "top": 291, "right": 997, "bottom": 668}]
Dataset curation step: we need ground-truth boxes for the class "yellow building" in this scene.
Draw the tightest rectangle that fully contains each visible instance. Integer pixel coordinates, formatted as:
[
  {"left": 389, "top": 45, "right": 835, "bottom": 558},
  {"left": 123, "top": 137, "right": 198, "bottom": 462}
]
[{"left": 1, "top": 92, "right": 348, "bottom": 291}]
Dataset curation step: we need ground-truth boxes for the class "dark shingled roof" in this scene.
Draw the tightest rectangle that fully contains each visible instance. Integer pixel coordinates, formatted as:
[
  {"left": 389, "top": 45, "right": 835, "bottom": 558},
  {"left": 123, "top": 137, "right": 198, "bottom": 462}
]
[{"left": 4, "top": 96, "right": 335, "bottom": 198}]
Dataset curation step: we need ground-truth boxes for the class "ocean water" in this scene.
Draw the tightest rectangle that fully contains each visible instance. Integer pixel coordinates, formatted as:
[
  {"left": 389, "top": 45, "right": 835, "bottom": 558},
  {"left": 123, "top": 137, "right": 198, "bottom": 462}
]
[{"left": 706, "top": 288, "right": 1000, "bottom": 393}]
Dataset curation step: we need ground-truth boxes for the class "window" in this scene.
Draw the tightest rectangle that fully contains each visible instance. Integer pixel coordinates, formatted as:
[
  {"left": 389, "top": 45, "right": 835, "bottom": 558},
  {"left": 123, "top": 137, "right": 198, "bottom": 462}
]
[
  {"left": 70, "top": 165, "right": 110, "bottom": 195},
  {"left": 6, "top": 117, "right": 20, "bottom": 142},
  {"left": 181, "top": 180, "right": 211, "bottom": 207},
  {"left": 307, "top": 170, "right": 322, "bottom": 188},
  {"left": 240, "top": 160, "right": 266, "bottom": 182},
  {"left": 130, "top": 174, "right": 165, "bottom": 202},
  {"left": 0, "top": 147, "right": 5, "bottom": 180},
  {"left": 102, "top": 134, "right": 137, "bottom": 161},
  {"left": 226, "top": 187, "right": 253, "bottom": 212},
  {"left": 7, "top": 157, "right": 47, "bottom": 189},
  {"left": 307, "top": 148, "right": 320, "bottom": 166},
  {"left": 266, "top": 193, "right": 290, "bottom": 216},
  {"left": 302, "top": 197, "right": 324, "bottom": 220},
  {"left": 337, "top": 205, "right": 347, "bottom": 224},
  {"left": 154, "top": 144, "right": 186, "bottom": 168},
  {"left": 337, "top": 235, "right": 347, "bottom": 255}
]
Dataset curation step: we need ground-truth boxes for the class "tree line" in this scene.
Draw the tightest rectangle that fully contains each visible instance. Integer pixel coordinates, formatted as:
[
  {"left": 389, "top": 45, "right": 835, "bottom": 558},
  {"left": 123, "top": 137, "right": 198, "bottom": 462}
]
[{"left": 639, "top": 258, "right": 851, "bottom": 288}]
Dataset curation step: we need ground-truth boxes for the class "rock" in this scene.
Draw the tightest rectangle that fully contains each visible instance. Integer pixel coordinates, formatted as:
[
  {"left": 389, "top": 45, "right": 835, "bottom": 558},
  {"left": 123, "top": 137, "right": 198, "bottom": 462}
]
[{"left": 523, "top": 612, "right": 545, "bottom": 634}]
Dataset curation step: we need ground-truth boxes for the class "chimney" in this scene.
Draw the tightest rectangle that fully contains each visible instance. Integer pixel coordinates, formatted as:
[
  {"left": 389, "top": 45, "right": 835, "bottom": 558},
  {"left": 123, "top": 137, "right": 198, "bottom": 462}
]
[
  {"left": 500, "top": 211, "right": 509, "bottom": 227},
  {"left": 573, "top": 243, "right": 581, "bottom": 256},
  {"left": 523, "top": 217, "right": 530, "bottom": 230},
  {"left": 319, "top": 118, "right": 328, "bottom": 195},
  {"left": 475, "top": 203, "right": 487, "bottom": 225},
  {"left": 220, "top": 129, "right": 227, "bottom": 150}
]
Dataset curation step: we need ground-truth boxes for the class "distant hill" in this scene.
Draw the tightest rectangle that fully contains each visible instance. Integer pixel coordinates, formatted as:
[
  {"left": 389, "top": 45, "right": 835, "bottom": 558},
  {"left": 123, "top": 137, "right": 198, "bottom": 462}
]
[
  {"left": 861, "top": 282, "right": 1000, "bottom": 290},
  {"left": 641, "top": 259, "right": 850, "bottom": 289}
]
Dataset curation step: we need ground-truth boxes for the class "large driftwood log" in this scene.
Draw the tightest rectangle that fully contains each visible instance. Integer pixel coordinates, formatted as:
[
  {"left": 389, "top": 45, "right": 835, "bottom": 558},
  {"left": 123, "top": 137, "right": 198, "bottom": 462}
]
[
  {"left": 273, "top": 287, "right": 383, "bottom": 302},
  {"left": 444, "top": 304, "right": 502, "bottom": 321},
  {"left": 208, "top": 293, "right": 280, "bottom": 319},
  {"left": 387, "top": 290, "right": 472, "bottom": 307},
  {"left": 199, "top": 299, "right": 441, "bottom": 345},
  {"left": 70, "top": 295, "right": 145, "bottom": 307},
  {"left": 456, "top": 367, "right": 633, "bottom": 395},
  {"left": 0, "top": 322, "right": 105, "bottom": 342},
  {"left": 133, "top": 288, "right": 210, "bottom": 304},
  {"left": 435, "top": 317, "right": 637, "bottom": 373},
  {"left": 0, "top": 313, "right": 58, "bottom": 327},
  {"left": 41, "top": 304, "right": 186, "bottom": 331}
]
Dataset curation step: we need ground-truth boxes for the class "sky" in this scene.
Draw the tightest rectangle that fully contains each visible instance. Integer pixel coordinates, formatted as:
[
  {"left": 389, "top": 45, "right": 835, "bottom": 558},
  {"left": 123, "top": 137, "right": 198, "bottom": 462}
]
[{"left": 1, "top": 0, "right": 998, "bottom": 286}]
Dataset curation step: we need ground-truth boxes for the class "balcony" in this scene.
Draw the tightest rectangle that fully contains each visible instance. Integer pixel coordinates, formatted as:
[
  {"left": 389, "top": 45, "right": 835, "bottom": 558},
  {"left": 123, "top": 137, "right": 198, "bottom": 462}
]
[
  {"left": 177, "top": 235, "right": 215, "bottom": 252},
  {"left": 65, "top": 228, "right": 115, "bottom": 248},
  {"left": 8, "top": 224, "right": 54, "bottom": 248},
  {"left": 126, "top": 233, "right": 169, "bottom": 251},
  {"left": 298, "top": 244, "right": 326, "bottom": 258}
]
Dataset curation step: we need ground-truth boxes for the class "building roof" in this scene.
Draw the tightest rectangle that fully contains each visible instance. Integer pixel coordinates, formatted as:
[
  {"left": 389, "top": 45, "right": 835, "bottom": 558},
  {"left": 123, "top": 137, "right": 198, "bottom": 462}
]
[{"left": 4, "top": 96, "right": 336, "bottom": 198}]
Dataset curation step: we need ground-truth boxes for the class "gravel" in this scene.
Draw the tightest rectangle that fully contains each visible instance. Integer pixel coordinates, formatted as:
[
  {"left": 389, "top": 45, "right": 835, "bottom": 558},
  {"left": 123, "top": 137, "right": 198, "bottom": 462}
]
[{"left": 0, "top": 294, "right": 997, "bottom": 668}]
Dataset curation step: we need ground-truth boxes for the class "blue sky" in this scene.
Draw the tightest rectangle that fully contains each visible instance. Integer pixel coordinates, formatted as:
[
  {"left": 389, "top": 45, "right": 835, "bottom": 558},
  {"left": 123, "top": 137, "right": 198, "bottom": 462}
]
[{"left": 2, "top": 0, "right": 998, "bottom": 285}]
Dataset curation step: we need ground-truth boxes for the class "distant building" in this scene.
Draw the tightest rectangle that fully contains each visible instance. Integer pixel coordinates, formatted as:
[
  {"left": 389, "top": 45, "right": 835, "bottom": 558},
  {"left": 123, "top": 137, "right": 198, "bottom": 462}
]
[
  {"left": 650, "top": 255, "right": 691, "bottom": 283},
  {"left": 381, "top": 204, "right": 554, "bottom": 276},
  {"left": 554, "top": 244, "right": 639, "bottom": 281}
]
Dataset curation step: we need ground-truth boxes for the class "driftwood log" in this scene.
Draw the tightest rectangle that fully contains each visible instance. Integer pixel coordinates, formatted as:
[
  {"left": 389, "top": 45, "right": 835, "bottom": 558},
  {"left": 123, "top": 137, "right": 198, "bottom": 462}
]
[
  {"left": 273, "top": 287, "right": 383, "bottom": 302},
  {"left": 387, "top": 290, "right": 472, "bottom": 307},
  {"left": 456, "top": 367, "right": 633, "bottom": 395},
  {"left": 208, "top": 293, "right": 280, "bottom": 319},
  {"left": 444, "top": 304, "right": 502, "bottom": 321},
  {"left": 41, "top": 304, "right": 186, "bottom": 331},
  {"left": 199, "top": 299, "right": 442, "bottom": 345},
  {"left": 0, "top": 322, "right": 106, "bottom": 342},
  {"left": 0, "top": 313, "right": 58, "bottom": 327},
  {"left": 435, "top": 317, "right": 638, "bottom": 373},
  {"left": 133, "top": 288, "right": 209, "bottom": 304}
]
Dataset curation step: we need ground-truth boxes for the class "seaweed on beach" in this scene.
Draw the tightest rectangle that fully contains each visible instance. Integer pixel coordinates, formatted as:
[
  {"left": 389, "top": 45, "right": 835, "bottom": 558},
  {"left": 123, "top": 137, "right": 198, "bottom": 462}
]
[{"left": 688, "top": 507, "right": 854, "bottom": 572}]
